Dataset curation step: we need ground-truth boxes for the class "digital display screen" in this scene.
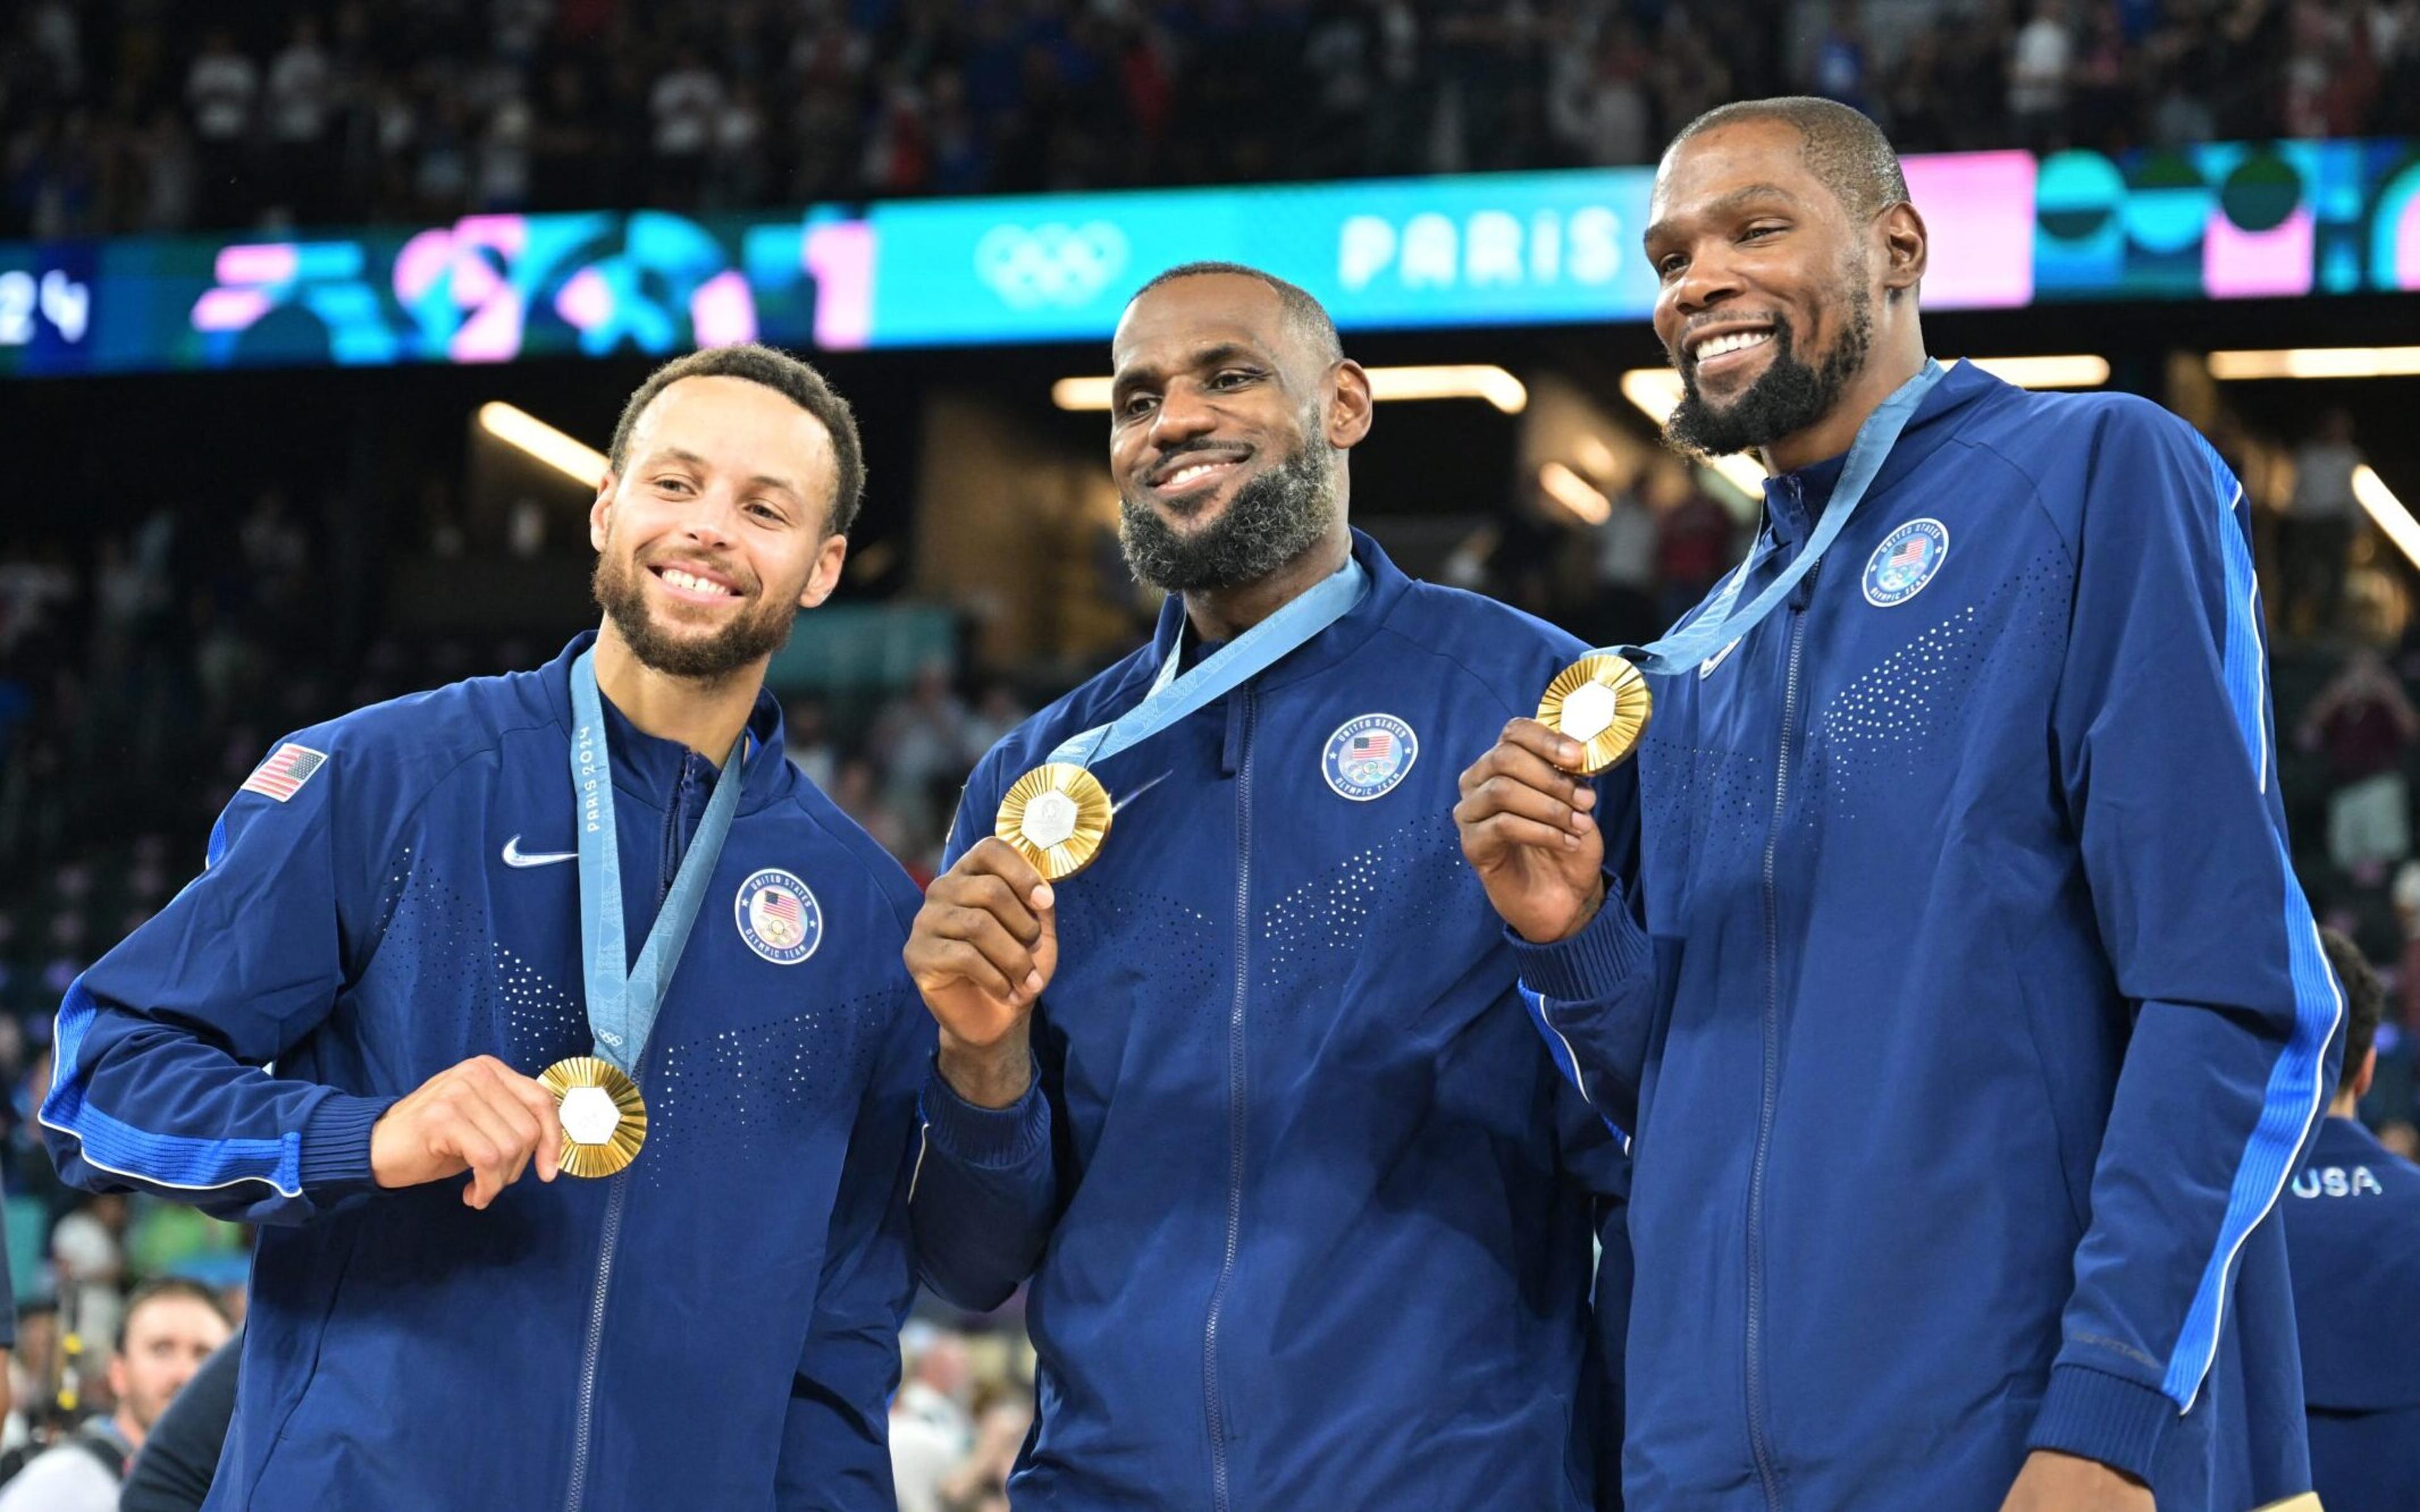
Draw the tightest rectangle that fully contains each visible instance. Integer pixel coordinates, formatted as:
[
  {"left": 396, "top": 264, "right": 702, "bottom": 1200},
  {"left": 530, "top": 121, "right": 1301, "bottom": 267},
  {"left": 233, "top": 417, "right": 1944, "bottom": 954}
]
[{"left": 2, "top": 139, "right": 2412, "bottom": 379}]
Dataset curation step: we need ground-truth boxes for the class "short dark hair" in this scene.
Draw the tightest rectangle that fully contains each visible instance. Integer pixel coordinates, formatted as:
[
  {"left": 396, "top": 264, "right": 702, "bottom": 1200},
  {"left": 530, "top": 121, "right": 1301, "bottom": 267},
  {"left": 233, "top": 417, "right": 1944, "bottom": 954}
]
[
  {"left": 115, "top": 1276, "right": 229, "bottom": 1354},
  {"left": 2320, "top": 927, "right": 2383, "bottom": 1097},
  {"left": 1126, "top": 261, "right": 1344, "bottom": 368},
  {"left": 606, "top": 343, "right": 867, "bottom": 536},
  {"left": 1669, "top": 96, "right": 1910, "bottom": 223}
]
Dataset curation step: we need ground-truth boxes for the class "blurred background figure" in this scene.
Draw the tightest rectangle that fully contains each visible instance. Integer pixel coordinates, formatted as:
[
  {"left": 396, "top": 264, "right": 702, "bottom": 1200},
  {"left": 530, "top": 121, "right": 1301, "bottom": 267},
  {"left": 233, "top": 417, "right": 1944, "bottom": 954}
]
[
  {"left": 2286, "top": 409, "right": 2367, "bottom": 638},
  {"left": 0, "top": 1279, "right": 228, "bottom": 1511},
  {"left": 2286, "top": 932, "right": 2420, "bottom": 1512}
]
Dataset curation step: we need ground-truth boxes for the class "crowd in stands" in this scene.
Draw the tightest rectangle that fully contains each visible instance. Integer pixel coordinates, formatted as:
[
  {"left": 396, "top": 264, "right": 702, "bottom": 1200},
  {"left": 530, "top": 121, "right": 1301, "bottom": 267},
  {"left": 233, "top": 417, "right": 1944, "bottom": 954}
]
[{"left": 6, "top": 0, "right": 2420, "bottom": 239}]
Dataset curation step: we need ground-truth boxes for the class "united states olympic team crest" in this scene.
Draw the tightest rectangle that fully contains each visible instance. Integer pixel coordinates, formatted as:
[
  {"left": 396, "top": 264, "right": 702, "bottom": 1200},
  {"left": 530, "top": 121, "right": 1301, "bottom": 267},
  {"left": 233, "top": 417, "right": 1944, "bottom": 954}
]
[
  {"left": 1863, "top": 518, "right": 1950, "bottom": 607},
  {"left": 735, "top": 869, "right": 822, "bottom": 965},
  {"left": 1323, "top": 714, "right": 1419, "bottom": 801}
]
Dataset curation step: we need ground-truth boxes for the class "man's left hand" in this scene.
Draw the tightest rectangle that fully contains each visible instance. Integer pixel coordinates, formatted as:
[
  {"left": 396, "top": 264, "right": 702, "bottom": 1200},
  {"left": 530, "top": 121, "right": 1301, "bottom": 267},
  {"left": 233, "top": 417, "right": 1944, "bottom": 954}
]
[{"left": 1999, "top": 1450, "right": 2153, "bottom": 1511}]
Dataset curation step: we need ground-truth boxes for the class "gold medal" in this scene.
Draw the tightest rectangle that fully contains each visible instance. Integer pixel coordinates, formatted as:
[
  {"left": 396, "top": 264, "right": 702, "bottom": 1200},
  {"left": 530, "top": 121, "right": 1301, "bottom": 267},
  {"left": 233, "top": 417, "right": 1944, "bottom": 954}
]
[
  {"left": 995, "top": 763, "right": 1114, "bottom": 881},
  {"left": 1538, "top": 653, "right": 1652, "bottom": 776},
  {"left": 539, "top": 1056, "right": 648, "bottom": 1179}
]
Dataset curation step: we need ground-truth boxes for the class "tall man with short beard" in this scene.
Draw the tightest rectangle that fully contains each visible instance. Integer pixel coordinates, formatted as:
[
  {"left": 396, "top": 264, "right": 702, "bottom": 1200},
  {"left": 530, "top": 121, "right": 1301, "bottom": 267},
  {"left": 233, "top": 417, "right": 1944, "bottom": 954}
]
[
  {"left": 1456, "top": 98, "right": 2336, "bottom": 1511},
  {"left": 904, "top": 263, "right": 1631, "bottom": 1509},
  {"left": 42, "top": 345, "right": 932, "bottom": 1510}
]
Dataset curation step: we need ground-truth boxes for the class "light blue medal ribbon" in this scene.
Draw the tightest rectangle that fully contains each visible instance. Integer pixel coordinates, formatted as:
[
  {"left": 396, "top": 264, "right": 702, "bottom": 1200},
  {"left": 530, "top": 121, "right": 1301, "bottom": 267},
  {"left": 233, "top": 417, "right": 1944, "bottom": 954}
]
[
  {"left": 568, "top": 648, "right": 746, "bottom": 1076},
  {"left": 1615, "top": 357, "right": 1946, "bottom": 672},
  {"left": 1045, "top": 554, "right": 1370, "bottom": 768},
  {"left": 1540, "top": 359, "right": 1947, "bottom": 772},
  {"left": 998, "top": 554, "right": 1370, "bottom": 879}
]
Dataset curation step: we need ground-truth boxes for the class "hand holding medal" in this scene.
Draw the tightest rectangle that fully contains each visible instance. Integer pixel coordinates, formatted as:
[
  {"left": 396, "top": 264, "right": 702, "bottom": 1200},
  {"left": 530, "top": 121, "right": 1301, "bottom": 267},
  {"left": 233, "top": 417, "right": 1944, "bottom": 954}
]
[{"left": 1470, "top": 360, "right": 1951, "bottom": 943}]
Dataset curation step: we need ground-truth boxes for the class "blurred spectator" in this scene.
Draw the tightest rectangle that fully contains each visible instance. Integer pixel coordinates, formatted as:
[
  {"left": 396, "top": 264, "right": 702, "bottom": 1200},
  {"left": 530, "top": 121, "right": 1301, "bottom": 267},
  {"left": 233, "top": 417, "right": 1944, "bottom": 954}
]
[
  {"left": 0, "top": 1278, "right": 228, "bottom": 1512},
  {"left": 870, "top": 662, "right": 975, "bottom": 851},
  {"left": 2286, "top": 410, "right": 2366, "bottom": 637},
  {"left": 649, "top": 46, "right": 723, "bottom": 205},
  {"left": 183, "top": 30, "right": 256, "bottom": 227},
  {"left": 2008, "top": 0, "right": 2075, "bottom": 149},
  {"left": 0, "top": 1, "right": 2386, "bottom": 236},
  {"left": 1806, "top": 1, "right": 1873, "bottom": 113},
  {"left": 49, "top": 1195, "right": 128, "bottom": 1375},
  {"left": 783, "top": 699, "right": 840, "bottom": 794},
  {"left": 1651, "top": 467, "right": 1739, "bottom": 629},
  {"left": 1589, "top": 477, "right": 1664, "bottom": 646},
  {"left": 896, "top": 1324, "right": 976, "bottom": 1451},
  {"left": 263, "top": 18, "right": 333, "bottom": 223},
  {"left": 936, "top": 1389, "right": 1035, "bottom": 1512},
  {"left": 2300, "top": 649, "right": 2420, "bottom": 881},
  {"left": 961, "top": 684, "right": 1032, "bottom": 761}
]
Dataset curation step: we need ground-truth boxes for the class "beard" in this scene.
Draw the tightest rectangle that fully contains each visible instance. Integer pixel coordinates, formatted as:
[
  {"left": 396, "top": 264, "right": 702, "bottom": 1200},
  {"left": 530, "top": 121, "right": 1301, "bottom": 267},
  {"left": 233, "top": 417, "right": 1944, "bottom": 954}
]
[
  {"left": 592, "top": 543, "right": 797, "bottom": 682},
  {"left": 1665, "top": 278, "right": 1874, "bottom": 459},
  {"left": 1118, "top": 431, "right": 1340, "bottom": 593}
]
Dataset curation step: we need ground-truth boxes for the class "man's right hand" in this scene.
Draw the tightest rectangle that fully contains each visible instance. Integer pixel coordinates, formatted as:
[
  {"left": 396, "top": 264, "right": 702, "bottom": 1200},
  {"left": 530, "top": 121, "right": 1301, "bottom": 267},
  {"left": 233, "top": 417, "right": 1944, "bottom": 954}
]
[
  {"left": 904, "top": 837, "right": 1058, "bottom": 1109},
  {"left": 370, "top": 1055, "right": 563, "bottom": 1208},
  {"left": 1455, "top": 718, "right": 1606, "bottom": 945}
]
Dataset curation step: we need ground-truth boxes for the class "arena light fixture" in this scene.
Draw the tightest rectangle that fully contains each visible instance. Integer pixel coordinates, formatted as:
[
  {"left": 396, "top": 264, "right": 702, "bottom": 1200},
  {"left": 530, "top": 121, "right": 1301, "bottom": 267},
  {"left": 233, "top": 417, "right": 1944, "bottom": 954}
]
[
  {"left": 478, "top": 401, "right": 608, "bottom": 486},
  {"left": 2353, "top": 465, "right": 2420, "bottom": 572},
  {"left": 1052, "top": 365, "right": 1529, "bottom": 415},
  {"left": 1964, "top": 354, "right": 2110, "bottom": 389},
  {"left": 1538, "top": 462, "right": 1612, "bottom": 525},
  {"left": 1616, "top": 355, "right": 2109, "bottom": 498},
  {"left": 2207, "top": 347, "right": 2420, "bottom": 381}
]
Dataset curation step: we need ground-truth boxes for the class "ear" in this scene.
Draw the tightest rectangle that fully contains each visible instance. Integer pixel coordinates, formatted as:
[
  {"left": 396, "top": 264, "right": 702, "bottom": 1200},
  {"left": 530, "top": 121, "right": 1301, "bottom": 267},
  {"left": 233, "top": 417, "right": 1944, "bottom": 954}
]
[
  {"left": 1327, "top": 360, "right": 1375, "bottom": 449},
  {"left": 588, "top": 474, "right": 618, "bottom": 553},
  {"left": 107, "top": 1351, "right": 129, "bottom": 1402},
  {"left": 1879, "top": 202, "right": 1927, "bottom": 301},
  {"left": 2353, "top": 1045, "right": 2378, "bottom": 1102},
  {"left": 798, "top": 529, "right": 848, "bottom": 611}
]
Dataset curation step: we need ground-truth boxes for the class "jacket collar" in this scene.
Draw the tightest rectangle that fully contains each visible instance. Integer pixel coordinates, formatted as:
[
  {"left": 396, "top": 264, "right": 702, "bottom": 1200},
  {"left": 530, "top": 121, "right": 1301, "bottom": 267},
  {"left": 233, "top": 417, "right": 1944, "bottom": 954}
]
[
  {"left": 1761, "top": 356, "right": 2005, "bottom": 546},
  {"left": 1131, "top": 527, "right": 1414, "bottom": 697},
  {"left": 541, "top": 631, "right": 791, "bottom": 812}
]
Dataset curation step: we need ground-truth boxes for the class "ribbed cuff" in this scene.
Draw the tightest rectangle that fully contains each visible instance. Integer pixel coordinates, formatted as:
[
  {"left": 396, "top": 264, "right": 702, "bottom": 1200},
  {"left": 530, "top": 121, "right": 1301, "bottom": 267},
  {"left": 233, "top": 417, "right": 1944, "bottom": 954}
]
[
  {"left": 299, "top": 1092, "right": 398, "bottom": 1197},
  {"left": 919, "top": 1058, "right": 1051, "bottom": 1171},
  {"left": 2027, "top": 1363, "right": 2175, "bottom": 1486},
  {"left": 1506, "top": 876, "right": 1651, "bottom": 1003}
]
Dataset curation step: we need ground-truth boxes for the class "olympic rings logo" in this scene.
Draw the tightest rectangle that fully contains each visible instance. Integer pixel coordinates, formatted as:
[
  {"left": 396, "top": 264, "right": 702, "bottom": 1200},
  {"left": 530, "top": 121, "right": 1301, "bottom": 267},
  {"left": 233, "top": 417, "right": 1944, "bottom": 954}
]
[{"left": 974, "top": 221, "right": 1130, "bottom": 309}]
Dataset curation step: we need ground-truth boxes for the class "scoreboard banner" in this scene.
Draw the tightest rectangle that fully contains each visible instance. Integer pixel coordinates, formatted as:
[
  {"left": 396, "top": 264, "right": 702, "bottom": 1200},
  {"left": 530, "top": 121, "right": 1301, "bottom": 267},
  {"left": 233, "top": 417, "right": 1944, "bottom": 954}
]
[{"left": 2, "top": 139, "right": 2414, "bottom": 377}]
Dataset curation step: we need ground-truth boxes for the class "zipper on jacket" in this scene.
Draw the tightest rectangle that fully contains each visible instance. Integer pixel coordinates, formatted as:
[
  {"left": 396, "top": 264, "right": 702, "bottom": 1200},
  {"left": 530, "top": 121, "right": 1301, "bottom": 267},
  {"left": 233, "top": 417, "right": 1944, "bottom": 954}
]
[
  {"left": 1745, "top": 550, "right": 1814, "bottom": 1512},
  {"left": 1204, "top": 689, "right": 1255, "bottom": 1512},
  {"left": 565, "top": 757, "right": 697, "bottom": 1512}
]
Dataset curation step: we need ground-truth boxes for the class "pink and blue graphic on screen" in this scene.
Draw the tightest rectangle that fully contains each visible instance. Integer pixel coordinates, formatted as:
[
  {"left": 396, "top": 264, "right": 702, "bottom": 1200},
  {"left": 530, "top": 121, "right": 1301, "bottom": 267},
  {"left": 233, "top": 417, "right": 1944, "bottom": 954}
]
[{"left": 189, "top": 210, "right": 875, "bottom": 365}]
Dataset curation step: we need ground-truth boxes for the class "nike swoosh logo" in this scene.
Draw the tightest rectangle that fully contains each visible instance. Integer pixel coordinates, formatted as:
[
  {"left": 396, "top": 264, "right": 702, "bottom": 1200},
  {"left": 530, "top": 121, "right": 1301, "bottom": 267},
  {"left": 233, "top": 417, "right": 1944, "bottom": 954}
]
[{"left": 501, "top": 835, "right": 577, "bottom": 868}]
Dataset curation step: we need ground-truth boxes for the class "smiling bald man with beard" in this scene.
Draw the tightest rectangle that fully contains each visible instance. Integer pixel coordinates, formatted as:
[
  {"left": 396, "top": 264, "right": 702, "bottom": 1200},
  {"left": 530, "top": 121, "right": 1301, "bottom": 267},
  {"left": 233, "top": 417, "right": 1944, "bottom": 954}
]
[{"left": 1458, "top": 97, "right": 2336, "bottom": 1512}]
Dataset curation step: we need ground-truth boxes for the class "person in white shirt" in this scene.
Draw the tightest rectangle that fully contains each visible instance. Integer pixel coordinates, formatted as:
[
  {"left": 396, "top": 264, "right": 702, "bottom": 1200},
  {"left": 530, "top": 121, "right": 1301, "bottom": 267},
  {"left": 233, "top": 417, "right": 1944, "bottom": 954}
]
[
  {"left": 2288, "top": 408, "right": 2365, "bottom": 634},
  {"left": 0, "top": 1280, "right": 229, "bottom": 1512},
  {"left": 2008, "top": 0, "right": 2073, "bottom": 148}
]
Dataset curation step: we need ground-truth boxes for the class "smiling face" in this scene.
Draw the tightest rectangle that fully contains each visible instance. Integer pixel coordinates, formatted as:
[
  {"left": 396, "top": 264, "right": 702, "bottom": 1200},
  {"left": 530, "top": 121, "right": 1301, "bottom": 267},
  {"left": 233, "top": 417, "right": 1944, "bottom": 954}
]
[
  {"left": 589, "top": 375, "right": 848, "bottom": 680},
  {"left": 1645, "top": 118, "right": 1892, "bottom": 459},
  {"left": 1107, "top": 273, "right": 1370, "bottom": 593}
]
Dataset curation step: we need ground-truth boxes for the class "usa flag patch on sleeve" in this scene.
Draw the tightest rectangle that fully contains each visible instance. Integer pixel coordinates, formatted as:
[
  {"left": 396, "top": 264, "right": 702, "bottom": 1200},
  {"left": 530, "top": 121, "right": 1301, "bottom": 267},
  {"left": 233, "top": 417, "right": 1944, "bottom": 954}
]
[{"left": 241, "top": 743, "right": 328, "bottom": 802}]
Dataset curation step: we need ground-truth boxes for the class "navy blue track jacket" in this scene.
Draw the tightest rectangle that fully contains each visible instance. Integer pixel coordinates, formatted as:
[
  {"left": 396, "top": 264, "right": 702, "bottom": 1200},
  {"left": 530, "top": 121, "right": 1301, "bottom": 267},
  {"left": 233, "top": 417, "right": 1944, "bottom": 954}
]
[
  {"left": 909, "top": 532, "right": 1630, "bottom": 1511},
  {"left": 42, "top": 633, "right": 929, "bottom": 1511},
  {"left": 2285, "top": 1115, "right": 2420, "bottom": 1512},
  {"left": 1514, "top": 361, "right": 2339, "bottom": 1511}
]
